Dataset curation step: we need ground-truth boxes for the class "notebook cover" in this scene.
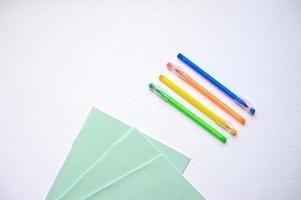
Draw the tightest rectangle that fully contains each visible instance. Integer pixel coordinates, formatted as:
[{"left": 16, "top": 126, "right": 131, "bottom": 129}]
[{"left": 46, "top": 107, "right": 190, "bottom": 200}]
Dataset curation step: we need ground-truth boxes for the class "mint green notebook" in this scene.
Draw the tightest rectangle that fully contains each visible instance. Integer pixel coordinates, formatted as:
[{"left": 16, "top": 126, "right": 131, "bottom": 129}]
[
  {"left": 46, "top": 108, "right": 190, "bottom": 200},
  {"left": 88, "top": 156, "right": 187, "bottom": 200},
  {"left": 86, "top": 155, "right": 205, "bottom": 200},
  {"left": 88, "top": 156, "right": 188, "bottom": 200},
  {"left": 60, "top": 127, "right": 205, "bottom": 200}
]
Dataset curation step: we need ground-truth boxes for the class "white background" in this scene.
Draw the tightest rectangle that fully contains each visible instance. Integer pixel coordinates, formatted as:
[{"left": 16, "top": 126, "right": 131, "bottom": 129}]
[{"left": 1, "top": 0, "right": 301, "bottom": 199}]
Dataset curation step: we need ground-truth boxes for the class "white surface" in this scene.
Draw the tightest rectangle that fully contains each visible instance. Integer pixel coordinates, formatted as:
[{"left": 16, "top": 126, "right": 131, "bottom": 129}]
[{"left": 1, "top": 0, "right": 301, "bottom": 199}]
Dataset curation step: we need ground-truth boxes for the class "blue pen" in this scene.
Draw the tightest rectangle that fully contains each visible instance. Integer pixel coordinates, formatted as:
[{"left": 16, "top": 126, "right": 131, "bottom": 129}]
[{"left": 177, "top": 53, "right": 255, "bottom": 115}]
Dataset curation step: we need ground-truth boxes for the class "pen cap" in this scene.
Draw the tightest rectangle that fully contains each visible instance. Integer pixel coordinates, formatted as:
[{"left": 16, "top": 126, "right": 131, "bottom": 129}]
[
  {"left": 149, "top": 83, "right": 170, "bottom": 102},
  {"left": 167, "top": 63, "right": 190, "bottom": 81}
]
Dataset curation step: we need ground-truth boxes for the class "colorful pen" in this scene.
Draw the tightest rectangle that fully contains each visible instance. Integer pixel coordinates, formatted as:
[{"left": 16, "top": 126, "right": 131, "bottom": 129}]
[
  {"left": 159, "top": 75, "right": 237, "bottom": 135},
  {"left": 177, "top": 53, "right": 256, "bottom": 115},
  {"left": 167, "top": 62, "right": 246, "bottom": 125},
  {"left": 149, "top": 83, "right": 227, "bottom": 143}
]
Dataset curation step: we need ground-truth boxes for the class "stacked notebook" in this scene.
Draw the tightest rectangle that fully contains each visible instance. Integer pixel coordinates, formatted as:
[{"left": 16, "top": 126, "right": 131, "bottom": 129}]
[{"left": 46, "top": 107, "right": 206, "bottom": 200}]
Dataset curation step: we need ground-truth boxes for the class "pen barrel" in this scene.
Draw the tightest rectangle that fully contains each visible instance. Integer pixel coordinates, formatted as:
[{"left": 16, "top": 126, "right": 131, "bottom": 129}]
[
  {"left": 188, "top": 79, "right": 246, "bottom": 125},
  {"left": 169, "top": 98, "right": 227, "bottom": 143},
  {"left": 178, "top": 53, "right": 239, "bottom": 101},
  {"left": 149, "top": 82, "right": 227, "bottom": 143},
  {"left": 191, "top": 114, "right": 228, "bottom": 143},
  {"left": 159, "top": 75, "right": 233, "bottom": 133}
]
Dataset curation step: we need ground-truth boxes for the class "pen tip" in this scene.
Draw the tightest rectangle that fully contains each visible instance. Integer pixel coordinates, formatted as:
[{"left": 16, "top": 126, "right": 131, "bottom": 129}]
[
  {"left": 249, "top": 108, "right": 256, "bottom": 115},
  {"left": 167, "top": 62, "right": 173, "bottom": 68},
  {"left": 149, "top": 83, "right": 155, "bottom": 89},
  {"left": 231, "top": 129, "right": 237, "bottom": 135}
]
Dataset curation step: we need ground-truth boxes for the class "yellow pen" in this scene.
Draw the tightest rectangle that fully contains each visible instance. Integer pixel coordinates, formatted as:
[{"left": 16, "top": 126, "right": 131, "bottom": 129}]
[{"left": 159, "top": 75, "right": 237, "bottom": 135}]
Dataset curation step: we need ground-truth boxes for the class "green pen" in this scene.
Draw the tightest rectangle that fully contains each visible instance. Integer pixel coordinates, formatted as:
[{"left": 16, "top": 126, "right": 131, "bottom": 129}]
[{"left": 149, "top": 83, "right": 227, "bottom": 143}]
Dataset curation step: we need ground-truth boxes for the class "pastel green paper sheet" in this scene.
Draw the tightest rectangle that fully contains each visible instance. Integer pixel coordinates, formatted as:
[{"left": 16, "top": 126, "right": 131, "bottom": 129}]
[
  {"left": 46, "top": 107, "right": 190, "bottom": 200},
  {"left": 86, "top": 155, "right": 206, "bottom": 200},
  {"left": 60, "top": 127, "right": 205, "bottom": 200},
  {"left": 88, "top": 156, "right": 188, "bottom": 200}
]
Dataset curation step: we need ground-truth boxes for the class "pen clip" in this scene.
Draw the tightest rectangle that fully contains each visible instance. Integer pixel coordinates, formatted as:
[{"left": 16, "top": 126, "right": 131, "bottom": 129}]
[
  {"left": 149, "top": 83, "right": 170, "bottom": 102},
  {"left": 167, "top": 63, "right": 191, "bottom": 82}
]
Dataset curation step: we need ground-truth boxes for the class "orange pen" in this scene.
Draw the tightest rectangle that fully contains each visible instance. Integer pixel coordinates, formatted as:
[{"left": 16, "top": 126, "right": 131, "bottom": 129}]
[{"left": 167, "top": 62, "right": 246, "bottom": 125}]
